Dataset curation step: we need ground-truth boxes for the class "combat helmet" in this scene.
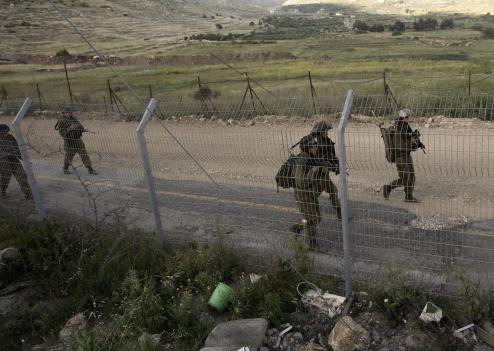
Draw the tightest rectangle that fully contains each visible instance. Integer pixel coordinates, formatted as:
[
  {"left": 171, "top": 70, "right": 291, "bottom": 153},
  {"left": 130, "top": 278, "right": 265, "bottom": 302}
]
[
  {"left": 299, "top": 134, "right": 318, "bottom": 152},
  {"left": 311, "top": 120, "right": 332, "bottom": 134},
  {"left": 397, "top": 108, "right": 412, "bottom": 119}
]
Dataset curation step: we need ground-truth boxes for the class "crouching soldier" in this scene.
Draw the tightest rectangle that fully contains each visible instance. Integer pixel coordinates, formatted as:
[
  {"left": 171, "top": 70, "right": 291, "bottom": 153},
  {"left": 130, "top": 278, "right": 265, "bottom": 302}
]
[
  {"left": 0, "top": 124, "right": 33, "bottom": 200},
  {"left": 55, "top": 107, "right": 97, "bottom": 175},
  {"left": 311, "top": 120, "right": 342, "bottom": 219}
]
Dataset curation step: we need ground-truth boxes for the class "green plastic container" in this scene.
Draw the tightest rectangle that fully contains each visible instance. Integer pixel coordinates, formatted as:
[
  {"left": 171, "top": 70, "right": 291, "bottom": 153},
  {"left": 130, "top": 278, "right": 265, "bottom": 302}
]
[{"left": 208, "top": 282, "right": 234, "bottom": 312}]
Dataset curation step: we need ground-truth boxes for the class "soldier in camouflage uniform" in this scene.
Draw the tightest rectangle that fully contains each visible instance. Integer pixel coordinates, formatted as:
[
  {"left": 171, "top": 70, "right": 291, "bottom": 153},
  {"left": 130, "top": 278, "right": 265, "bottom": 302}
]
[
  {"left": 55, "top": 107, "right": 98, "bottom": 175},
  {"left": 290, "top": 135, "right": 325, "bottom": 250},
  {"left": 0, "top": 124, "right": 33, "bottom": 200},
  {"left": 311, "top": 120, "right": 342, "bottom": 219},
  {"left": 383, "top": 109, "right": 422, "bottom": 203}
]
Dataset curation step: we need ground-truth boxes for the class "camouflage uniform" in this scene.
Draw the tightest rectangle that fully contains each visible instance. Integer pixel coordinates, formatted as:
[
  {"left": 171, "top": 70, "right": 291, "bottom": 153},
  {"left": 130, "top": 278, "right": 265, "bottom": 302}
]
[
  {"left": 293, "top": 149, "right": 322, "bottom": 249},
  {"left": 0, "top": 126, "right": 33, "bottom": 199},
  {"left": 311, "top": 121, "right": 342, "bottom": 218},
  {"left": 383, "top": 110, "right": 420, "bottom": 202},
  {"left": 55, "top": 109, "right": 97, "bottom": 175}
]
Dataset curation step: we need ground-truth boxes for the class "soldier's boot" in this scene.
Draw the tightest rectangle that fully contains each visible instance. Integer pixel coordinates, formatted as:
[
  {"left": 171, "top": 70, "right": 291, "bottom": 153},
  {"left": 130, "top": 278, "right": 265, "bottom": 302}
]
[
  {"left": 289, "top": 224, "right": 303, "bottom": 234},
  {"left": 405, "top": 195, "right": 420, "bottom": 203},
  {"left": 336, "top": 207, "right": 342, "bottom": 220},
  {"left": 383, "top": 185, "right": 391, "bottom": 200},
  {"left": 309, "top": 237, "right": 318, "bottom": 251},
  {"left": 88, "top": 167, "right": 98, "bottom": 175}
]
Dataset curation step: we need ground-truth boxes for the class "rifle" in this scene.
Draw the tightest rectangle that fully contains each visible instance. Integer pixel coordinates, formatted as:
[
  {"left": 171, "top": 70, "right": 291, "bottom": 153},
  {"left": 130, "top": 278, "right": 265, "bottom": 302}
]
[{"left": 411, "top": 129, "right": 426, "bottom": 154}]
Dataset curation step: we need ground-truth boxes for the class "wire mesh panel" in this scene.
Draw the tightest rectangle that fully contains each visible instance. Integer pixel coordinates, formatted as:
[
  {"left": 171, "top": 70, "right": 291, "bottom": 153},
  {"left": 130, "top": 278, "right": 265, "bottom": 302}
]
[
  {"left": 146, "top": 96, "right": 348, "bottom": 278},
  {"left": 347, "top": 94, "right": 494, "bottom": 294}
]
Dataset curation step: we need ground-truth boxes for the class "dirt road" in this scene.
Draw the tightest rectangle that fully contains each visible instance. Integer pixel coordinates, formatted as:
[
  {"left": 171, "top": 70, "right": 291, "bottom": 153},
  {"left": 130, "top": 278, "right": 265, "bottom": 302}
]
[{"left": 1, "top": 115, "right": 494, "bottom": 289}]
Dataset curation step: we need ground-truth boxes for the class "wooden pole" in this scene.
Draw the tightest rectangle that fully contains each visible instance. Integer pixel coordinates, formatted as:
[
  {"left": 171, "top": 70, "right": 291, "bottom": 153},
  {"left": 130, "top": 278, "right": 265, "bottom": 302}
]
[
  {"left": 148, "top": 84, "right": 153, "bottom": 98},
  {"left": 107, "top": 79, "right": 113, "bottom": 112},
  {"left": 309, "top": 71, "right": 317, "bottom": 115},
  {"left": 63, "top": 60, "right": 74, "bottom": 105},
  {"left": 468, "top": 70, "right": 472, "bottom": 98},
  {"left": 36, "top": 83, "right": 43, "bottom": 110}
]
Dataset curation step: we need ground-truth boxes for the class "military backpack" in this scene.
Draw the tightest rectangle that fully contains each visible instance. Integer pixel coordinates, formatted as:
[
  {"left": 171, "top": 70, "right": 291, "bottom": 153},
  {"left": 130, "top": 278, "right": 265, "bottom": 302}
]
[
  {"left": 275, "top": 154, "right": 298, "bottom": 191},
  {"left": 379, "top": 125, "right": 396, "bottom": 163}
]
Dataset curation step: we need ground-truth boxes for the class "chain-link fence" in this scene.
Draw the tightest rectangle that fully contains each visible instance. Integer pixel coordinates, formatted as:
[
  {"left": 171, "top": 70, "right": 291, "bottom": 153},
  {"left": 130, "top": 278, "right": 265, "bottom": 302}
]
[{"left": 1, "top": 93, "right": 493, "bottom": 296}]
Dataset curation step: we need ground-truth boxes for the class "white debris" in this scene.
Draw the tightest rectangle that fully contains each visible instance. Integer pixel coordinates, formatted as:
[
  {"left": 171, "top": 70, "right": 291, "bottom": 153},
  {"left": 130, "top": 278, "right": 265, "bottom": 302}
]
[
  {"left": 419, "top": 302, "right": 443, "bottom": 323},
  {"left": 302, "top": 289, "right": 346, "bottom": 318}
]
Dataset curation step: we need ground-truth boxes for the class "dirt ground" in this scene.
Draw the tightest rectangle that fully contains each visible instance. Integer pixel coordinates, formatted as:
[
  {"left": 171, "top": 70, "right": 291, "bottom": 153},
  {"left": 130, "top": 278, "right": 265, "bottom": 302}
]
[{"left": 1, "top": 112, "right": 494, "bottom": 291}]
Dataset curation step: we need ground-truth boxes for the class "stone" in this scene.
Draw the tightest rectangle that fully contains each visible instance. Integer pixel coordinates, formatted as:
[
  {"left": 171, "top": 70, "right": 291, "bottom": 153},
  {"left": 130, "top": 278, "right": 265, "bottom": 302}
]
[
  {"left": 303, "top": 340, "right": 326, "bottom": 350},
  {"left": 328, "top": 316, "right": 370, "bottom": 351},
  {"left": 0, "top": 247, "right": 20, "bottom": 262},
  {"left": 138, "top": 332, "right": 160, "bottom": 346},
  {"left": 419, "top": 302, "right": 443, "bottom": 323},
  {"left": 59, "top": 313, "right": 86, "bottom": 342},
  {"left": 204, "top": 318, "right": 268, "bottom": 350}
]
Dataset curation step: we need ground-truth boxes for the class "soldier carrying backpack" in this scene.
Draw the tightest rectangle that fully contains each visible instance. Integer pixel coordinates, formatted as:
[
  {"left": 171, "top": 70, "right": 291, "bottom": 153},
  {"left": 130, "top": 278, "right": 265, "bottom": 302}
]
[
  {"left": 55, "top": 107, "right": 98, "bottom": 175},
  {"left": 380, "top": 109, "right": 425, "bottom": 203}
]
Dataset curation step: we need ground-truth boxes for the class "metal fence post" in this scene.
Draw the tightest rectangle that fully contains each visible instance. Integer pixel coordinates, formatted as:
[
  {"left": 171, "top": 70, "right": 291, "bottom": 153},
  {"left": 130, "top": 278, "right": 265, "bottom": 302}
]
[
  {"left": 136, "top": 98, "right": 165, "bottom": 246},
  {"left": 11, "top": 97, "right": 46, "bottom": 218},
  {"left": 337, "top": 89, "right": 354, "bottom": 298}
]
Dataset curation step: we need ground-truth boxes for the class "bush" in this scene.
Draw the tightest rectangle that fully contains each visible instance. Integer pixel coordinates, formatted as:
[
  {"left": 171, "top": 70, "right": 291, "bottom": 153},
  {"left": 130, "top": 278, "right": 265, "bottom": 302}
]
[
  {"left": 56, "top": 48, "right": 71, "bottom": 57},
  {"left": 413, "top": 17, "right": 438, "bottom": 31},
  {"left": 482, "top": 26, "right": 494, "bottom": 38},
  {"left": 249, "top": 21, "right": 255, "bottom": 26},
  {"left": 390, "top": 20, "right": 405, "bottom": 32},
  {"left": 353, "top": 20, "right": 369, "bottom": 32},
  {"left": 215, "top": 23, "right": 223, "bottom": 30},
  {"left": 369, "top": 23, "right": 385, "bottom": 32},
  {"left": 440, "top": 18, "right": 455, "bottom": 29}
]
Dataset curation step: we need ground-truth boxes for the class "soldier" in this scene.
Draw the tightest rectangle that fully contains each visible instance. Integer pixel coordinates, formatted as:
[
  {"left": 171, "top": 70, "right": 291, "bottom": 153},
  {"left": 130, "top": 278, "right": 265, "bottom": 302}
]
[
  {"left": 0, "top": 124, "right": 33, "bottom": 200},
  {"left": 383, "top": 109, "right": 423, "bottom": 203},
  {"left": 310, "top": 120, "right": 342, "bottom": 219},
  {"left": 290, "top": 135, "right": 325, "bottom": 250},
  {"left": 55, "top": 107, "right": 98, "bottom": 175}
]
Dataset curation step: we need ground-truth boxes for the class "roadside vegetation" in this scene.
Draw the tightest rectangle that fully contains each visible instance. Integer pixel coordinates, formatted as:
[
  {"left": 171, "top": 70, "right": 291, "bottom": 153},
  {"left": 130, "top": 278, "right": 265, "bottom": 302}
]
[{"left": 0, "top": 216, "right": 493, "bottom": 350}]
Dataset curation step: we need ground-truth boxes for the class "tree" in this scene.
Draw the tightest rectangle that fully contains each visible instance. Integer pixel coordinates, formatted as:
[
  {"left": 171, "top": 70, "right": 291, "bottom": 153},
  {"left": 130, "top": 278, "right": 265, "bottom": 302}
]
[
  {"left": 413, "top": 18, "right": 438, "bottom": 31},
  {"left": 369, "top": 23, "right": 385, "bottom": 32},
  {"left": 391, "top": 20, "right": 405, "bottom": 32},
  {"left": 440, "top": 18, "right": 455, "bottom": 29},
  {"left": 353, "top": 20, "right": 369, "bottom": 32}
]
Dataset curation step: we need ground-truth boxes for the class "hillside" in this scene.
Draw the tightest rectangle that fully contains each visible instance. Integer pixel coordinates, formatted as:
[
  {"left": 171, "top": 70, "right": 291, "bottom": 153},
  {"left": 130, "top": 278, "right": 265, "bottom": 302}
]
[
  {"left": 0, "top": 0, "right": 268, "bottom": 55},
  {"left": 281, "top": 0, "right": 494, "bottom": 15}
]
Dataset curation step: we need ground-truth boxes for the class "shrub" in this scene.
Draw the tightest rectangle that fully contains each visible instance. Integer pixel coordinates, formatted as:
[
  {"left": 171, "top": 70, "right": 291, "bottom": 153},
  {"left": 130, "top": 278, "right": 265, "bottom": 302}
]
[
  {"left": 353, "top": 20, "right": 369, "bottom": 32},
  {"left": 56, "top": 48, "right": 71, "bottom": 57},
  {"left": 215, "top": 23, "right": 223, "bottom": 30},
  {"left": 413, "top": 17, "right": 438, "bottom": 31},
  {"left": 482, "top": 26, "right": 494, "bottom": 38},
  {"left": 440, "top": 18, "right": 455, "bottom": 29},
  {"left": 369, "top": 23, "right": 385, "bottom": 32},
  {"left": 390, "top": 20, "right": 405, "bottom": 32}
]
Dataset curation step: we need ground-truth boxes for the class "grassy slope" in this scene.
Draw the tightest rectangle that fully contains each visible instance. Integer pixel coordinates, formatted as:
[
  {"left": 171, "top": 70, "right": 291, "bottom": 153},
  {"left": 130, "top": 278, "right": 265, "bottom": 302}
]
[{"left": 1, "top": 1, "right": 494, "bottom": 104}]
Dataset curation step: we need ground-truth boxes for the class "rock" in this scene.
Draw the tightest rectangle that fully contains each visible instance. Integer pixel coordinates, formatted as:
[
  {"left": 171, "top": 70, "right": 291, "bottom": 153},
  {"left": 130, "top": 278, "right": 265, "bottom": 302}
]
[
  {"left": 0, "top": 247, "right": 20, "bottom": 262},
  {"left": 303, "top": 340, "right": 326, "bottom": 350},
  {"left": 59, "top": 313, "right": 86, "bottom": 343},
  {"left": 281, "top": 331, "right": 304, "bottom": 349},
  {"left": 227, "top": 118, "right": 234, "bottom": 125},
  {"left": 204, "top": 318, "right": 268, "bottom": 350},
  {"left": 328, "top": 316, "right": 370, "bottom": 351},
  {"left": 138, "top": 332, "right": 160, "bottom": 346}
]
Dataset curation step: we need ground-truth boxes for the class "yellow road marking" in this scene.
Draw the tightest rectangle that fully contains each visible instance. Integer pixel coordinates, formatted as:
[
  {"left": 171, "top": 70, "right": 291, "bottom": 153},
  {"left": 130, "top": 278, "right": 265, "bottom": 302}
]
[
  {"left": 37, "top": 175, "right": 494, "bottom": 238},
  {"left": 38, "top": 175, "right": 297, "bottom": 213}
]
